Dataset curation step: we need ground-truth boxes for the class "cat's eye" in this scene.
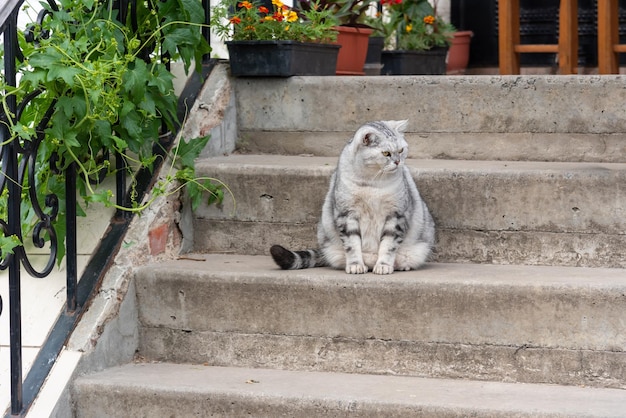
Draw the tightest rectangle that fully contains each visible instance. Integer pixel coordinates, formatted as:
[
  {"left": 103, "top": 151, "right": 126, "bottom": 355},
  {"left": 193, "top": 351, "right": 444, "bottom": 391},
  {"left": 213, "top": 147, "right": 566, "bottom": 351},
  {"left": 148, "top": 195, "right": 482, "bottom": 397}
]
[
  {"left": 399, "top": 148, "right": 404, "bottom": 154},
  {"left": 382, "top": 151, "right": 391, "bottom": 157}
]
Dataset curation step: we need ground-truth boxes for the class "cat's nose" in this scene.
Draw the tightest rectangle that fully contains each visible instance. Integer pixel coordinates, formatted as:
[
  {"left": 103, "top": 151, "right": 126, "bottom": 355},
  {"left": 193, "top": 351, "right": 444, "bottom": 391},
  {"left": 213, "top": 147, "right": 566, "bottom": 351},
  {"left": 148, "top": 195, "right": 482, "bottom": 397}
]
[{"left": 394, "top": 160, "right": 400, "bottom": 165}]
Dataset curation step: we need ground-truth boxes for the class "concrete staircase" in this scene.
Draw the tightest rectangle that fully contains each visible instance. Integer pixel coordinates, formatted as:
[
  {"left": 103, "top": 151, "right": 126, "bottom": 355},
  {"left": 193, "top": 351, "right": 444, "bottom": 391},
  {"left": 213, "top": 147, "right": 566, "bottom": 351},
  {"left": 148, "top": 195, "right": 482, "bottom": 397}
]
[{"left": 71, "top": 69, "right": 626, "bottom": 416}]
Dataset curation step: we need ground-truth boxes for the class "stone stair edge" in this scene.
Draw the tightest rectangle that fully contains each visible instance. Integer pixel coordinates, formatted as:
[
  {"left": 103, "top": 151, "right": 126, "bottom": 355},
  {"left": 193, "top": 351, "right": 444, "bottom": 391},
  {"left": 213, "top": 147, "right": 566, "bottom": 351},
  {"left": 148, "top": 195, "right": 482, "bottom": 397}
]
[
  {"left": 138, "top": 254, "right": 626, "bottom": 285},
  {"left": 236, "top": 131, "right": 626, "bottom": 163},
  {"left": 196, "top": 153, "right": 626, "bottom": 172},
  {"left": 73, "top": 363, "right": 626, "bottom": 417}
]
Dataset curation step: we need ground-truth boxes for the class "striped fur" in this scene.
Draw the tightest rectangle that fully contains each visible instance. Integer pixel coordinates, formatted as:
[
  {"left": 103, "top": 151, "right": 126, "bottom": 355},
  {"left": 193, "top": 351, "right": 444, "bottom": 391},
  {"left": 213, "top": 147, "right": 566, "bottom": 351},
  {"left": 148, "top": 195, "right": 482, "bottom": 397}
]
[{"left": 270, "top": 120, "right": 435, "bottom": 274}]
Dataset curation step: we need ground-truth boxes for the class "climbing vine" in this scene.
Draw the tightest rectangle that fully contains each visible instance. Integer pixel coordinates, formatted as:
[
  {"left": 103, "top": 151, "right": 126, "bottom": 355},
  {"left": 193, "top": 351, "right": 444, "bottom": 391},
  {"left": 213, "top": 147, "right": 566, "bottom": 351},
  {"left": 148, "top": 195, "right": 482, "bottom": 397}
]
[{"left": 0, "top": 0, "right": 221, "bottom": 263}]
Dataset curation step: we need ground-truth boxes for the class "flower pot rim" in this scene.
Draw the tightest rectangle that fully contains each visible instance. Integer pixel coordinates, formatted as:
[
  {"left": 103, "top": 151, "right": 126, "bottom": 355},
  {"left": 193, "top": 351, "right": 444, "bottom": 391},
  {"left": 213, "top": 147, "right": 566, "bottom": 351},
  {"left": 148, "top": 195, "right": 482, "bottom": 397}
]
[
  {"left": 335, "top": 25, "right": 374, "bottom": 34},
  {"left": 382, "top": 48, "right": 448, "bottom": 55},
  {"left": 226, "top": 40, "right": 339, "bottom": 48},
  {"left": 453, "top": 30, "right": 474, "bottom": 37}
]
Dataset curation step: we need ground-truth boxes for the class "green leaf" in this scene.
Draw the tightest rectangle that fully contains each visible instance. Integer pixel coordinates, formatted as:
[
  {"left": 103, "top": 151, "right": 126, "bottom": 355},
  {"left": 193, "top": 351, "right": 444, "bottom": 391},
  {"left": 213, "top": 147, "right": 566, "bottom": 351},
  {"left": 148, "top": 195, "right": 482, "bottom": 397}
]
[
  {"left": 84, "top": 189, "right": 114, "bottom": 206},
  {"left": 48, "top": 114, "right": 81, "bottom": 148},
  {"left": 0, "top": 235, "right": 22, "bottom": 258},
  {"left": 206, "top": 182, "right": 224, "bottom": 206},
  {"left": 148, "top": 65, "right": 175, "bottom": 94},
  {"left": 57, "top": 95, "right": 87, "bottom": 120},
  {"left": 47, "top": 62, "right": 81, "bottom": 87},
  {"left": 112, "top": 135, "right": 128, "bottom": 150},
  {"left": 176, "top": 135, "right": 210, "bottom": 169},
  {"left": 13, "top": 122, "right": 35, "bottom": 140},
  {"left": 119, "top": 105, "right": 143, "bottom": 139},
  {"left": 53, "top": 213, "right": 67, "bottom": 266},
  {"left": 138, "top": 92, "right": 156, "bottom": 115},
  {"left": 123, "top": 59, "right": 149, "bottom": 100},
  {"left": 93, "top": 120, "right": 112, "bottom": 142},
  {"left": 28, "top": 47, "right": 63, "bottom": 68}
]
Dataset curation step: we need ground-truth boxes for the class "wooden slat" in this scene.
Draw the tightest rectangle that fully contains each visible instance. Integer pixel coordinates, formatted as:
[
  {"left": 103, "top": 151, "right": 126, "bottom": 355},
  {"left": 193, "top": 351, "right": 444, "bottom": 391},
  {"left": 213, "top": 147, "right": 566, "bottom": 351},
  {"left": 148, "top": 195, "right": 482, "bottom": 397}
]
[
  {"left": 598, "top": 0, "right": 620, "bottom": 74},
  {"left": 498, "top": 0, "right": 521, "bottom": 74},
  {"left": 558, "top": 0, "right": 578, "bottom": 74},
  {"left": 514, "top": 44, "right": 559, "bottom": 53}
]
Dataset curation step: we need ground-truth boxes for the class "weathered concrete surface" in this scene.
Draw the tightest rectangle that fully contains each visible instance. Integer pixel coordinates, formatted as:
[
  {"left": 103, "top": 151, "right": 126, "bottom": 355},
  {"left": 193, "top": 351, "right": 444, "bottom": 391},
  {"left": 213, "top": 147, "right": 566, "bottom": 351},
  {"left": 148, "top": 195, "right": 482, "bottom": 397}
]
[
  {"left": 69, "top": 69, "right": 626, "bottom": 418},
  {"left": 238, "top": 131, "right": 626, "bottom": 163},
  {"left": 134, "top": 255, "right": 626, "bottom": 388},
  {"left": 233, "top": 75, "right": 626, "bottom": 134},
  {"left": 139, "top": 328, "right": 626, "bottom": 389},
  {"left": 193, "top": 220, "right": 626, "bottom": 267},
  {"left": 72, "top": 364, "right": 626, "bottom": 417},
  {"left": 192, "top": 155, "right": 626, "bottom": 267},
  {"left": 179, "top": 63, "right": 237, "bottom": 158},
  {"left": 231, "top": 74, "right": 626, "bottom": 162}
]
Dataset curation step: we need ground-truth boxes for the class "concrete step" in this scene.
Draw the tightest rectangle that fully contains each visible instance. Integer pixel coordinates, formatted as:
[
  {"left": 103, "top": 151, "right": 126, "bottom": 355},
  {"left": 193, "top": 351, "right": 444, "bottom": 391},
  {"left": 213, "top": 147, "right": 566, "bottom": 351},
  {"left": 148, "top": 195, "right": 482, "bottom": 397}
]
[
  {"left": 238, "top": 131, "right": 626, "bottom": 163},
  {"left": 134, "top": 255, "right": 626, "bottom": 388},
  {"left": 72, "top": 363, "right": 626, "bottom": 417},
  {"left": 191, "top": 154, "right": 626, "bottom": 267},
  {"left": 231, "top": 73, "right": 626, "bottom": 162}
]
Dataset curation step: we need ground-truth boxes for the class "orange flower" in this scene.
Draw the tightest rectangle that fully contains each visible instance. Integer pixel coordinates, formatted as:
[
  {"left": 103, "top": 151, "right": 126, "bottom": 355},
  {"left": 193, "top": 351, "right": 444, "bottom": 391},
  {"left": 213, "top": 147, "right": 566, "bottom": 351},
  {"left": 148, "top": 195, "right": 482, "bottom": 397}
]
[
  {"left": 423, "top": 15, "right": 435, "bottom": 25},
  {"left": 238, "top": 1, "right": 253, "bottom": 9},
  {"left": 229, "top": 16, "right": 242, "bottom": 24},
  {"left": 258, "top": 6, "right": 269, "bottom": 13},
  {"left": 285, "top": 10, "right": 298, "bottom": 22}
]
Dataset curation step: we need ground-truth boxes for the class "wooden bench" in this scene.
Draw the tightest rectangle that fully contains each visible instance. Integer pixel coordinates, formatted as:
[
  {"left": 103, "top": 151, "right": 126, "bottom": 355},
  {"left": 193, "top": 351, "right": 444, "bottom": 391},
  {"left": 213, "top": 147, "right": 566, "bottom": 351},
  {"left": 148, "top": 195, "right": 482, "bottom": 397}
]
[{"left": 498, "top": 0, "right": 578, "bottom": 74}]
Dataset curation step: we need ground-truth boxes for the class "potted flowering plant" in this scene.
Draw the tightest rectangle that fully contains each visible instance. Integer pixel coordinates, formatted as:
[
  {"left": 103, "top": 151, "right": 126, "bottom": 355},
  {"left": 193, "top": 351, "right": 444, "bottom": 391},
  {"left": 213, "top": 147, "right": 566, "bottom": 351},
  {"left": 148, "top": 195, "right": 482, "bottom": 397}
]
[
  {"left": 210, "top": 0, "right": 340, "bottom": 76},
  {"left": 300, "top": 0, "right": 374, "bottom": 75},
  {"left": 379, "top": 0, "right": 456, "bottom": 75}
]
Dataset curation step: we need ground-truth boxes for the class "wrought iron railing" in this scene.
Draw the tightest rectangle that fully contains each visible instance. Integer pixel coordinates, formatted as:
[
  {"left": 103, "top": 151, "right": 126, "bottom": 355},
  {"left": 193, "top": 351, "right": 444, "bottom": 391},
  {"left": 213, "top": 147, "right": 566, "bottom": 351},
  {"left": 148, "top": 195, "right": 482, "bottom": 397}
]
[{"left": 0, "top": 0, "right": 212, "bottom": 416}]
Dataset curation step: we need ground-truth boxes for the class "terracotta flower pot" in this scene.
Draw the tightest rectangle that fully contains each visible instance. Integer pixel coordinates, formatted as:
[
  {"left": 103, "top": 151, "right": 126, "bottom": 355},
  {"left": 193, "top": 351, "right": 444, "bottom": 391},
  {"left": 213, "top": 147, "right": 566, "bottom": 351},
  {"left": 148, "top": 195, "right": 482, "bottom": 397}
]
[
  {"left": 334, "top": 26, "right": 373, "bottom": 76},
  {"left": 446, "top": 30, "right": 473, "bottom": 74}
]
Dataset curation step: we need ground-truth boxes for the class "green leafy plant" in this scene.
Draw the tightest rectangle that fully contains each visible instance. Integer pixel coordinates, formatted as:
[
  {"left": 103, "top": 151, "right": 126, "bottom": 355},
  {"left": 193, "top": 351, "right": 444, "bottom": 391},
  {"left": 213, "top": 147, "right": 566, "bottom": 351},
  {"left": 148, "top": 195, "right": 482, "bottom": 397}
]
[
  {"left": 210, "top": 0, "right": 339, "bottom": 43},
  {"left": 0, "top": 0, "right": 221, "bottom": 263},
  {"left": 307, "top": 0, "right": 373, "bottom": 27},
  {"left": 363, "top": 11, "right": 387, "bottom": 38},
  {"left": 379, "top": 0, "right": 455, "bottom": 50}
]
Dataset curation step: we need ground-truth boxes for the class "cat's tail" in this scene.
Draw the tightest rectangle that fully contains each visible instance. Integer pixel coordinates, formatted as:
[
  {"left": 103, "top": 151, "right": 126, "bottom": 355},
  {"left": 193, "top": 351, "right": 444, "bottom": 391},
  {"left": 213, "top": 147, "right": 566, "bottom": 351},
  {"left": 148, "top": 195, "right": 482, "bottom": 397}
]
[{"left": 270, "top": 245, "right": 325, "bottom": 270}]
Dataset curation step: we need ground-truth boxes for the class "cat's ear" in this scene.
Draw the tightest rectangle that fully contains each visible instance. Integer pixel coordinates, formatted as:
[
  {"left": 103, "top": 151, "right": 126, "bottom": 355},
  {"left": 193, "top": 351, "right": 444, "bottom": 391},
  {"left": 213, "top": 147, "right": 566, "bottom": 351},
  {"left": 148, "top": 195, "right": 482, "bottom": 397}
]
[
  {"left": 388, "top": 120, "right": 409, "bottom": 133},
  {"left": 362, "top": 132, "right": 378, "bottom": 147}
]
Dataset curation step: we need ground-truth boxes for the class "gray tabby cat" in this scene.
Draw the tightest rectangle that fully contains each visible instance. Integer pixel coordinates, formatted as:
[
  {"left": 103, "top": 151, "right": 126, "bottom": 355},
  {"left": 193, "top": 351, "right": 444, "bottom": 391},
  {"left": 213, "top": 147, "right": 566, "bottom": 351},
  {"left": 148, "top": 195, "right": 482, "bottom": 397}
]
[{"left": 270, "top": 120, "right": 435, "bottom": 274}]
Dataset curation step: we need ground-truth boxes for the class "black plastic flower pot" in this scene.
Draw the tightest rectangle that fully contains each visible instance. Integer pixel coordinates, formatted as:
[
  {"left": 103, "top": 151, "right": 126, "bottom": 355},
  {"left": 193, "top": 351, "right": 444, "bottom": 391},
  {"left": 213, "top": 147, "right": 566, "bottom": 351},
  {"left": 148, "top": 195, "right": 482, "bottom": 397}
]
[
  {"left": 226, "top": 40, "right": 341, "bottom": 77},
  {"left": 381, "top": 48, "right": 448, "bottom": 75}
]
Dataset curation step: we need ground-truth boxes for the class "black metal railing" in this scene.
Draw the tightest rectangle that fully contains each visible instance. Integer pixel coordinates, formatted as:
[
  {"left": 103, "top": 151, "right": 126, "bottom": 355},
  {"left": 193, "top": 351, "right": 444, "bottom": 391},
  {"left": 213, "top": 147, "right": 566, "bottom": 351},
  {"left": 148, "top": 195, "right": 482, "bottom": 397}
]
[{"left": 1, "top": 0, "right": 212, "bottom": 416}]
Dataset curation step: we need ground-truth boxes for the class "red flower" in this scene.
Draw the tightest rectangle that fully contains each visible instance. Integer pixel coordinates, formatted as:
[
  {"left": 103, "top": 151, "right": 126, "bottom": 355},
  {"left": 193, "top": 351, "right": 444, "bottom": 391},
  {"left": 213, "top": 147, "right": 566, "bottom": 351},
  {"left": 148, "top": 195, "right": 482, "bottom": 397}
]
[
  {"left": 272, "top": 11, "right": 284, "bottom": 21},
  {"left": 229, "top": 16, "right": 242, "bottom": 24},
  {"left": 258, "top": 6, "right": 269, "bottom": 13}
]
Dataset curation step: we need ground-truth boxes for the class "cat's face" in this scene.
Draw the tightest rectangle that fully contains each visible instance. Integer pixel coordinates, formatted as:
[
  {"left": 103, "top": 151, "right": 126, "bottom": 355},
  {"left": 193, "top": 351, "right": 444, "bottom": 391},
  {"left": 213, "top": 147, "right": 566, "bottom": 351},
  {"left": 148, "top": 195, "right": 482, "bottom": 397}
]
[{"left": 352, "top": 120, "right": 409, "bottom": 176}]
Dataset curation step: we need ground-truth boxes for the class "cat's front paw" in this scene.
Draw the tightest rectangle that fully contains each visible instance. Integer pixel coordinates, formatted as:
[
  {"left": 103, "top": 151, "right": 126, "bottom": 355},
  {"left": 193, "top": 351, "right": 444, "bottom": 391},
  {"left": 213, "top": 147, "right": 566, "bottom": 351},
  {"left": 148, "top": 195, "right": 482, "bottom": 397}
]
[
  {"left": 373, "top": 263, "right": 394, "bottom": 275},
  {"left": 346, "top": 263, "right": 368, "bottom": 274}
]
